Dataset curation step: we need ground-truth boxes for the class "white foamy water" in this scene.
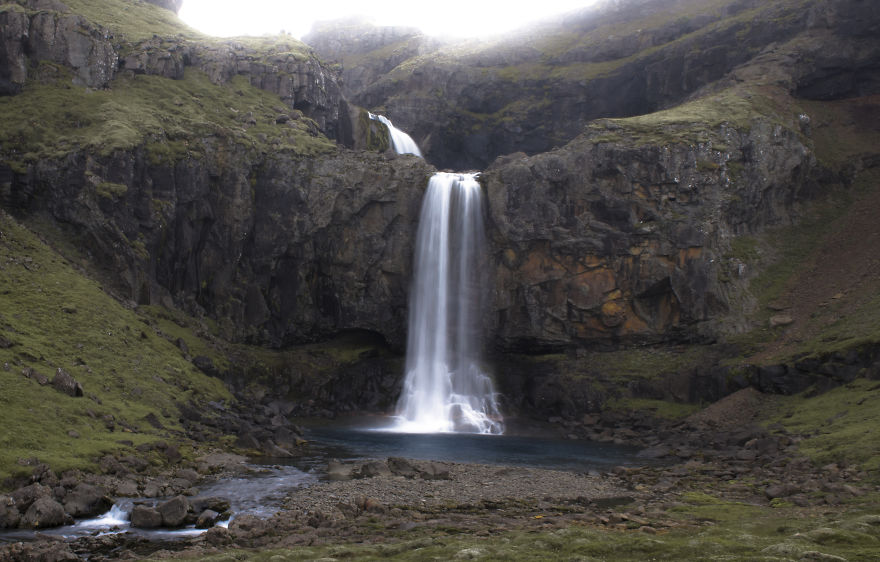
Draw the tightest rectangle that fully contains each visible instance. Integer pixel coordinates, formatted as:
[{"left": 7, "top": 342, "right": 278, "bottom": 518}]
[
  {"left": 73, "top": 503, "right": 129, "bottom": 530},
  {"left": 393, "top": 172, "right": 503, "bottom": 435},
  {"left": 369, "top": 113, "right": 423, "bottom": 157}
]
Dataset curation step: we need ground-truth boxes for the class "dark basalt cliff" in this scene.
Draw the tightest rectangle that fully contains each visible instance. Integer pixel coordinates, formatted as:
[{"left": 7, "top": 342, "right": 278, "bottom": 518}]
[
  {"left": 3, "top": 147, "right": 432, "bottom": 347},
  {"left": 484, "top": 111, "right": 817, "bottom": 351}
]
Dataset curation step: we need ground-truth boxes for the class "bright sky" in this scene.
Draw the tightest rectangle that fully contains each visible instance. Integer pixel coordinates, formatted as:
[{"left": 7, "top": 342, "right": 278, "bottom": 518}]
[{"left": 178, "top": 1, "right": 598, "bottom": 40}]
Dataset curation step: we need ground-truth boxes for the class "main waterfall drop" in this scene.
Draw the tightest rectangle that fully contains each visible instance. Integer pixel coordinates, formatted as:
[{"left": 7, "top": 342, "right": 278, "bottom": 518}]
[{"left": 393, "top": 172, "right": 504, "bottom": 435}]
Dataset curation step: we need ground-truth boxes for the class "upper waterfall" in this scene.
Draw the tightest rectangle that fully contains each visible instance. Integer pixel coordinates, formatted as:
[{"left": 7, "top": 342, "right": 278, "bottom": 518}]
[{"left": 369, "top": 113, "right": 423, "bottom": 157}]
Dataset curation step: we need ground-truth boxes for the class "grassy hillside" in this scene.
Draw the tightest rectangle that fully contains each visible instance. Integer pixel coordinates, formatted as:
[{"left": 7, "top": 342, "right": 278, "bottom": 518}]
[
  {"left": 0, "top": 66, "right": 334, "bottom": 173},
  {"left": 0, "top": 210, "right": 232, "bottom": 484}
]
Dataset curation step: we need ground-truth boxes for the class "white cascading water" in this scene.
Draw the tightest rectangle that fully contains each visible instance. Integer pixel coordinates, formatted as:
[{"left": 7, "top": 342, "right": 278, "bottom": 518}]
[
  {"left": 369, "top": 113, "right": 423, "bottom": 157},
  {"left": 393, "top": 172, "right": 504, "bottom": 434}
]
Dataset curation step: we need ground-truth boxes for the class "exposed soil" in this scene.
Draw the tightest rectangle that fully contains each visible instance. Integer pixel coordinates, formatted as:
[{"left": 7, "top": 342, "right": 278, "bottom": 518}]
[{"left": 755, "top": 108, "right": 880, "bottom": 362}]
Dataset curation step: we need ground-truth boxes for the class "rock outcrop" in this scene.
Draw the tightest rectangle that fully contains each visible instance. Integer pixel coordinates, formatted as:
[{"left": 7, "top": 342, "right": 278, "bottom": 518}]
[
  {"left": 0, "top": 1, "right": 116, "bottom": 92},
  {"left": 0, "top": 1, "right": 350, "bottom": 142},
  {"left": 483, "top": 102, "right": 818, "bottom": 349},
  {"left": 1, "top": 146, "right": 433, "bottom": 348}
]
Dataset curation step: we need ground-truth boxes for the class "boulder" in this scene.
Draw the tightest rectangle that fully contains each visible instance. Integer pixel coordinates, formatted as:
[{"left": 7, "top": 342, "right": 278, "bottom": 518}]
[
  {"left": 419, "top": 462, "right": 451, "bottom": 480},
  {"left": 765, "top": 483, "right": 800, "bottom": 499},
  {"left": 228, "top": 514, "right": 269, "bottom": 539},
  {"left": 769, "top": 314, "right": 794, "bottom": 328},
  {"left": 130, "top": 505, "right": 162, "bottom": 528},
  {"left": 327, "top": 460, "right": 357, "bottom": 481},
  {"left": 175, "top": 469, "right": 200, "bottom": 485},
  {"left": 359, "top": 460, "right": 392, "bottom": 478},
  {"left": 11, "top": 483, "right": 51, "bottom": 512},
  {"left": 30, "top": 464, "right": 58, "bottom": 486},
  {"left": 195, "top": 509, "right": 221, "bottom": 528},
  {"left": 63, "top": 483, "right": 112, "bottom": 517},
  {"left": 190, "top": 497, "right": 230, "bottom": 515},
  {"left": 22, "top": 497, "right": 69, "bottom": 529},
  {"left": 0, "top": 495, "right": 20, "bottom": 529},
  {"left": 387, "top": 457, "right": 420, "bottom": 479},
  {"left": 51, "top": 368, "right": 83, "bottom": 397},
  {"left": 158, "top": 495, "right": 190, "bottom": 527},
  {"left": 263, "top": 442, "right": 294, "bottom": 458}
]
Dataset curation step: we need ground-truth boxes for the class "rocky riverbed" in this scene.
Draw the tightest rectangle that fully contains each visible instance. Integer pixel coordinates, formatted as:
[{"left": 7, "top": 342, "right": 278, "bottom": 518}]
[{"left": 2, "top": 389, "right": 877, "bottom": 560}]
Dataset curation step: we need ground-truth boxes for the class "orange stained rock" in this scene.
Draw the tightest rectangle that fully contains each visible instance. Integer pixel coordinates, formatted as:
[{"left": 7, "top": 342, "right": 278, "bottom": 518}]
[{"left": 677, "top": 247, "right": 703, "bottom": 266}]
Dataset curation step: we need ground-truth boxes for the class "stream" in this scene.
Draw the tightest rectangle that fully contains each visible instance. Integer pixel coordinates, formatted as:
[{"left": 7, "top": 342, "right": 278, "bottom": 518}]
[{"left": 0, "top": 420, "right": 647, "bottom": 543}]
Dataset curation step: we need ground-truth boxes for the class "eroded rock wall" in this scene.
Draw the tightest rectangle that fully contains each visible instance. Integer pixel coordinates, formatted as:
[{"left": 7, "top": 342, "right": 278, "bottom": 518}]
[
  {"left": 484, "top": 118, "right": 818, "bottom": 351},
  {"left": 2, "top": 147, "right": 433, "bottom": 348}
]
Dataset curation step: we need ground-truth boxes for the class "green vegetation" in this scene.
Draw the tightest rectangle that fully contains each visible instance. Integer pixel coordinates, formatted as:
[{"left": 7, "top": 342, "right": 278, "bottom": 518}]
[
  {"left": 605, "top": 397, "right": 701, "bottom": 420},
  {"left": 584, "top": 345, "right": 713, "bottom": 382},
  {"left": 358, "top": 109, "right": 391, "bottom": 152},
  {"left": 723, "top": 170, "right": 880, "bottom": 361},
  {"left": 772, "top": 379, "right": 880, "bottom": 472},
  {"left": 160, "top": 491, "right": 880, "bottom": 561},
  {"left": 18, "top": 0, "right": 198, "bottom": 42},
  {"left": 597, "top": 86, "right": 780, "bottom": 147},
  {"left": 0, "top": 67, "right": 334, "bottom": 169},
  {"left": 0, "top": 211, "right": 232, "bottom": 483}
]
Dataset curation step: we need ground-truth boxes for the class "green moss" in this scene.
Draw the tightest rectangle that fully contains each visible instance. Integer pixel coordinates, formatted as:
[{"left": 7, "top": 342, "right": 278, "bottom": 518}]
[
  {"left": 54, "top": 0, "right": 199, "bottom": 42},
  {"left": 0, "top": 68, "right": 335, "bottom": 169},
  {"left": 770, "top": 379, "right": 880, "bottom": 473},
  {"left": 602, "top": 87, "right": 771, "bottom": 146},
  {"left": 587, "top": 346, "right": 713, "bottom": 382},
  {"left": 95, "top": 181, "right": 128, "bottom": 199},
  {"left": 797, "top": 96, "right": 880, "bottom": 170},
  {"left": 138, "top": 305, "right": 230, "bottom": 373},
  {"left": 726, "top": 236, "right": 760, "bottom": 263},
  {"left": 358, "top": 109, "right": 391, "bottom": 152},
  {"left": 725, "top": 172, "right": 880, "bottom": 360},
  {"left": 0, "top": 211, "right": 232, "bottom": 483}
]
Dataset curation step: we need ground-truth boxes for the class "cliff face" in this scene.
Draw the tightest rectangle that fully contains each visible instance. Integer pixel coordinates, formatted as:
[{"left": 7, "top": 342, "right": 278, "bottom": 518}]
[
  {"left": 3, "top": 144, "right": 432, "bottom": 348},
  {"left": 0, "top": 0, "right": 430, "bottom": 349},
  {"left": 307, "top": 0, "right": 880, "bottom": 170},
  {"left": 1, "top": 0, "right": 879, "bottom": 362},
  {"left": 484, "top": 96, "right": 817, "bottom": 350}
]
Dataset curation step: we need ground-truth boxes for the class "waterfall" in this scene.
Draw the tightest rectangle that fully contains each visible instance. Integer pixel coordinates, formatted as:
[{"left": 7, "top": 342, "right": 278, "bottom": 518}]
[
  {"left": 369, "top": 113, "right": 423, "bottom": 157},
  {"left": 393, "top": 172, "right": 504, "bottom": 435}
]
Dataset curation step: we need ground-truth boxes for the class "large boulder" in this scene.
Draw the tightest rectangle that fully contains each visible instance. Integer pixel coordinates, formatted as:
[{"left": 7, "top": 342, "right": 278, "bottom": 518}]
[
  {"left": 158, "top": 495, "right": 190, "bottom": 527},
  {"left": 130, "top": 505, "right": 162, "bottom": 528},
  {"left": 63, "top": 483, "right": 113, "bottom": 517},
  {"left": 22, "top": 497, "right": 69, "bottom": 529},
  {"left": 10, "top": 483, "right": 52, "bottom": 513},
  {"left": 51, "top": 368, "right": 84, "bottom": 397},
  {"left": 0, "top": 495, "right": 20, "bottom": 529}
]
